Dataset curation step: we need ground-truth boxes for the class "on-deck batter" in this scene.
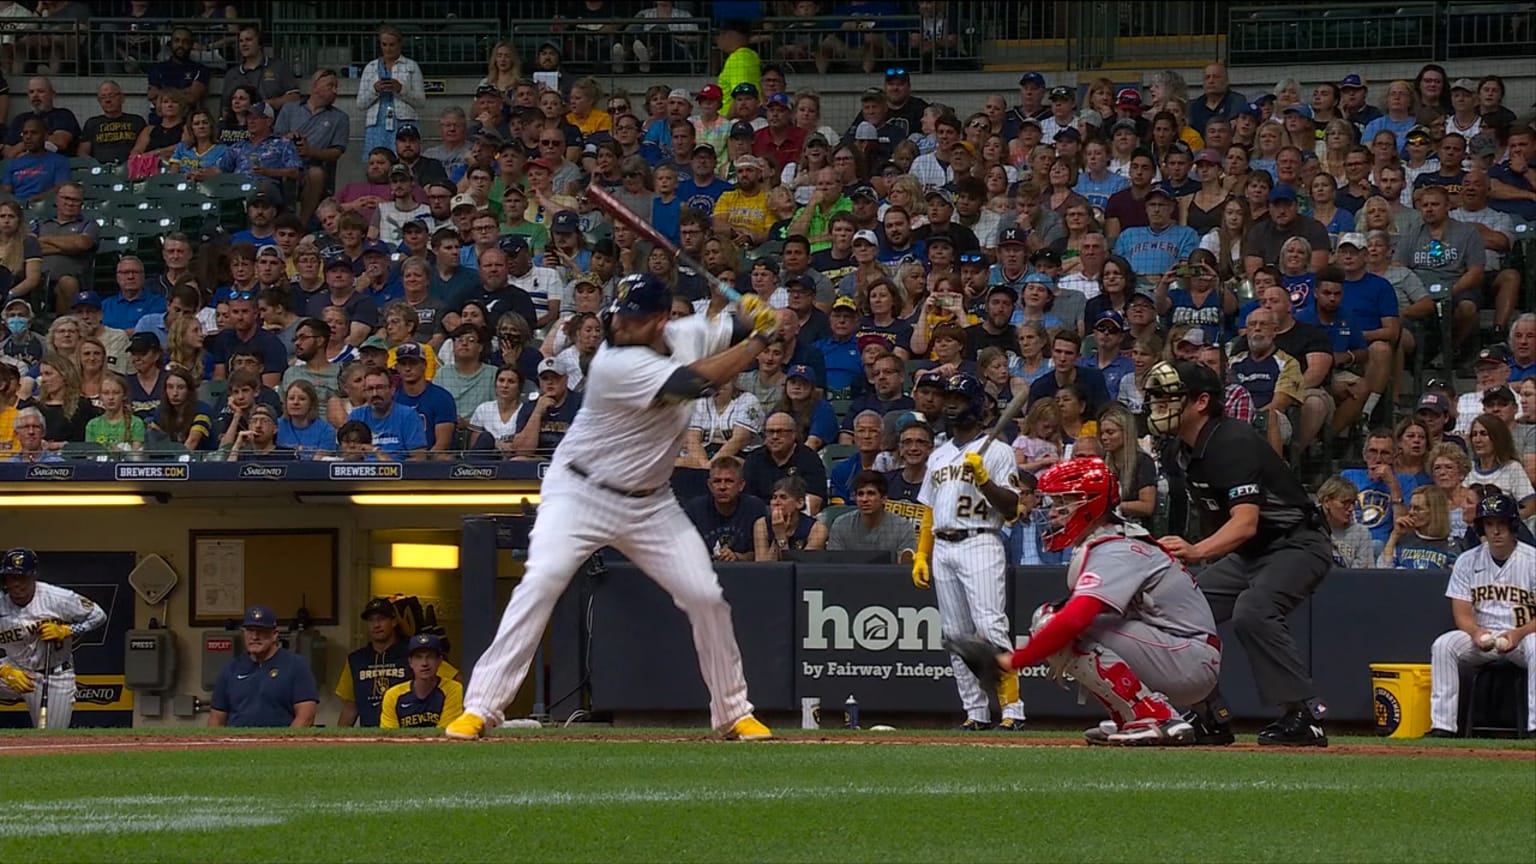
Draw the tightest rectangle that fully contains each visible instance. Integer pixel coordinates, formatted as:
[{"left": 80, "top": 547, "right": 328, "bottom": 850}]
[
  {"left": 446, "top": 274, "right": 781, "bottom": 741},
  {"left": 913, "top": 374, "right": 1025, "bottom": 730},
  {"left": 0, "top": 548, "right": 108, "bottom": 730}
]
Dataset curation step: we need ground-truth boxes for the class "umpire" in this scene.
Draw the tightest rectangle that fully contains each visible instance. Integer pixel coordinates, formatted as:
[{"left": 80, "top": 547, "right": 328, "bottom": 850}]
[{"left": 1145, "top": 360, "right": 1331, "bottom": 747}]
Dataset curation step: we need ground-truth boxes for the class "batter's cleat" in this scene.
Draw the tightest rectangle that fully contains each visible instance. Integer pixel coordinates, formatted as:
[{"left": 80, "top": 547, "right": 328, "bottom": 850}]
[
  {"left": 995, "top": 718, "right": 1026, "bottom": 732},
  {"left": 1083, "top": 721, "right": 1117, "bottom": 746},
  {"left": 726, "top": 715, "right": 773, "bottom": 741},
  {"left": 957, "top": 719, "right": 993, "bottom": 731},
  {"left": 1183, "top": 710, "right": 1235, "bottom": 746},
  {"left": 1423, "top": 728, "right": 1458, "bottom": 739},
  {"left": 444, "top": 713, "right": 485, "bottom": 740},
  {"left": 1257, "top": 709, "right": 1328, "bottom": 747},
  {"left": 1106, "top": 716, "right": 1195, "bottom": 746}
]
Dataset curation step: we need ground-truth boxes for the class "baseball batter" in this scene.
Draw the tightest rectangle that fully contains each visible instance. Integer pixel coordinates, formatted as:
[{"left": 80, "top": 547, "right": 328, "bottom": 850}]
[
  {"left": 0, "top": 548, "right": 107, "bottom": 730},
  {"left": 447, "top": 274, "right": 781, "bottom": 741},
  {"left": 914, "top": 374, "right": 1025, "bottom": 730},
  {"left": 990, "top": 458, "right": 1222, "bottom": 745},
  {"left": 1427, "top": 493, "right": 1536, "bottom": 736}
]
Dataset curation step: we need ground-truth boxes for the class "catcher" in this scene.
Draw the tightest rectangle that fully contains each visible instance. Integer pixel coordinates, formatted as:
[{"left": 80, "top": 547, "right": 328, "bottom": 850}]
[{"left": 945, "top": 458, "right": 1222, "bottom": 745}]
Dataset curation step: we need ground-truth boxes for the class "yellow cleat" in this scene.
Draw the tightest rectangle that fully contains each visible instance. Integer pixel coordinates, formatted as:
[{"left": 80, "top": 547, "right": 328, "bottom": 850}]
[
  {"left": 444, "top": 713, "right": 485, "bottom": 740},
  {"left": 726, "top": 715, "right": 773, "bottom": 741}
]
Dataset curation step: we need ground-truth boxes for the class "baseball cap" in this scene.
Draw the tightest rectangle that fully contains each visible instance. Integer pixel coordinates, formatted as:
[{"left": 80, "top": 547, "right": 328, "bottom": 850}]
[
  {"left": 1239, "top": 102, "right": 1263, "bottom": 120},
  {"left": 986, "top": 282, "right": 1017, "bottom": 300},
  {"left": 1477, "top": 343, "right": 1512, "bottom": 364},
  {"left": 388, "top": 163, "right": 412, "bottom": 181},
  {"left": 854, "top": 121, "right": 880, "bottom": 141},
  {"left": 1406, "top": 125, "right": 1433, "bottom": 144},
  {"left": 1109, "top": 119, "right": 1140, "bottom": 137},
  {"left": 1094, "top": 310, "right": 1126, "bottom": 331},
  {"left": 474, "top": 83, "right": 501, "bottom": 98},
  {"left": 1340, "top": 74, "right": 1367, "bottom": 89},
  {"left": 256, "top": 244, "right": 284, "bottom": 260},
  {"left": 1451, "top": 77, "right": 1478, "bottom": 93},
  {"left": 849, "top": 183, "right": 879, "bottom": 201},
  {"left": 751, "top": 254, "right": 780, "bottom": 273},
  {"left": 71, "top": 290, "right": 102, "bottom": 308},
  {"left": 925, "top": 232, "right": 954, "bottom": 248},
  {"left": 1177, "top": 328, "right": 1208, "bottom": 347},
  {"left": 360, "top": 597, "right": 397, "bottom": 620},
  {"left": 729, "top": 120, "right": 755, "bottom": 139},
  {"left": 526, "top": 156, "right": 557, "bottom": 173},
  {"left": 691, "top": 143, "right": 717, "bottom": 158},
  {"left": 786, "top": 274, "right": 816, "bottom": 293},
  {"left": 246, "top": 101, "right": 270, "bottom": 119},
  {"left": 766, "top": 92, "right": 791, "bottom": 109},
  {"left": 1469, "top": 134, "right": 1497, "bottom": 159},
  {"left": 914, "top": 369, "right": 946, "bottom": 390},
  {"left": 1053, "top": 125, "right": 1081, "bottom": 142},
  {"left": 1281, "top": 103, "right": 1314, "bottom": 118},
  {"left": 0, "top": 547, "right": 37, "bottom": 576},
  {"left": 1416, "top": 393, "right": 1451, "bottom": 415},
  {"left": 1023, "top": 270, "right": 1054, "bottom": 289},
  {"left": 242, "top": 604, "right": 278, "bottom": 629},
  {"left": 3, "top": 297, "right": 29, "bottom": 316},
  {"left": 1115, "top": 87, "right": 1142, "bottom": 109},
  {"left": 127, "top": 331, "right": 162, "bottom": 353},
  {"left": 667, "top": 88, "right": 692, "bottom": 102},
  {"left": 402, "top": 218, "right": 429, "bottom": 234},
  {"left": 498, "top": 233, "right": 530, "bottom": 254},
  {"left": 248, "top": 189, "right": 277, "bottom": 207},
  {"left": 1018, "top": 114, "right": 1045, "bottom": 129},
  {"left": 696, "top": 84, "right": 723, "bottom": 102},
  {"left": 1337, "top": 232, "right": 1368, "bottom": 249},
  {"left": 1269, "top": 184, "right": 1299, "bottom": 203},
  {"left": 408, "top": 633, "right": 444, "bottom": 655},
  {"left": 551, "top": 210, "right": 580, "bottom": 233},
  {"left": 1077, "top": 110, "right": 1102, "bottom": 129},
  {"left": 537, "top": 357, "right": 564, "bottom": 377},
  {"left": 324, "top": 254, "right": 353, "bottom": 271},
  {"left": 450, "top": 193, "right": 478, "bottom": 211},
  {"left": 1019, "top": 72, "right": 1045, "bottom": 87},
  {"left": 857, "top": 333, "right": 889, "bottom": 354},
  {"left": 1028, "top": 247, "right": 1061, "bottom": 267},
  {"left": 852, "top": 229, "right": 879, "bottom": 246},
  {"left": 1194, "top": 147, "right": 1222, "bottom": 165},
  {"left": 395, "top": 124, "right": 421, "bottom": 140},
  {"left": 860, "top": 87, "right": 885, "bottom": 103},
  {"left": 393, "top": 342, "right": 426, "bottom": 364},
  {"left": 360, "top": 334, "right": 390, "bottom": 351},
  {"left": 732, "top": 82, "right": 759, "bottom": 98},
  {"left": 1144, "top": 186, "right": 1174, "bottom": 202},
  {"left": 831, "top": 296, "right": 858, "bottom": 313},
  {"left": 785, "top": 363, "right": 815, "bottom": 382},
  {"left": 1483, "top": 385, "right": 1517, "bottom": 405},
  {"left": 1048, "top": 85, "right": 1074, "bottom": 101},
  {"left": 924, "top": 187, "right": 955, "bottom": 206},
  {"left": 1126, "top": 291, "right": 1156, "bottom": 309},
  {"left": 999, "top": 227, "right": 1027, "bottom": 247}
]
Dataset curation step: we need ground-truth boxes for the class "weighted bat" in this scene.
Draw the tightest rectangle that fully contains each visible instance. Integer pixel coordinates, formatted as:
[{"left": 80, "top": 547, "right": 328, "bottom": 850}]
[{"left": 584, "top": 184, "right": 743, "bottom": 302}]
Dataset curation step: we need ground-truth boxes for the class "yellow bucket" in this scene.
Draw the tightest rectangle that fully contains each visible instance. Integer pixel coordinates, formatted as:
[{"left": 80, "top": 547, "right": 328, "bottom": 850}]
[{"left": 1371, "top": 663, "right": 1433, "bottom": 738}]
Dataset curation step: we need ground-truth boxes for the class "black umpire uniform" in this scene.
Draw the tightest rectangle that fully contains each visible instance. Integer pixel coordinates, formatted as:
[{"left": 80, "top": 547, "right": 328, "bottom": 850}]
[{"left": 1159, "top": 362, "right": 1332, "bottom": 746}]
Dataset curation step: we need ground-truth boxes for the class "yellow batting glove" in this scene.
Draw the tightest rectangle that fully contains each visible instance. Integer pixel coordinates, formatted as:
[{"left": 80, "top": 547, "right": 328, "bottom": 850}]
[
  {"left": 0, "top": 662, "right": 34, "bottom": 694},
  {"left": 911, "top": 557, "right": 931, "bottom": 590},
  {"left": 738, "top": 294, "right": 779, "bottom": 339},
  {"left": 964, "top": 451, "right": 989, "bottom": 486},
  {"left": 38, "top": 621, "right": 71, "bottom": 642}
]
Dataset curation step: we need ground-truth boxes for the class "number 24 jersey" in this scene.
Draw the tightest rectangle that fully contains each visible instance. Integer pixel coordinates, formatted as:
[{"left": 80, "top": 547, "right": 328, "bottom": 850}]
[{"left": 917, "top": 437, "right": 1020, "bottom": 532}]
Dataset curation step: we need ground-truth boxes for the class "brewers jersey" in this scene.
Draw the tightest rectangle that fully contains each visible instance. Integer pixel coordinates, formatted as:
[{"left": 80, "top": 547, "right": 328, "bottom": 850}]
[
  {"left": 1068, "top": 527, "right": 1218, "bottom": 639},
  {"left": 1445, "top": 541, "right": 1536, "bottom": 632},
  {"left": 553, "top": 312, "right": 735, "bottom": 491},
  {"left": 380, "top": 677, "right": 465, "bottom": 729},
  {"left": 335, "top": 639, "right": 460, "bottom": 728},
  {"left": 0, "top": 582, "right": 107, "bottom": 670},
  {"left": 917, "top": 438, "right": 1020, "bottom": 532}
]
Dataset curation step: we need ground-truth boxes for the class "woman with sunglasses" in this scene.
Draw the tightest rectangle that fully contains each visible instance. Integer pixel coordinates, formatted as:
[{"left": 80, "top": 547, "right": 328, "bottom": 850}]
[{"left": 1466, "top": 414, "right": 1536, "bottom": 521}]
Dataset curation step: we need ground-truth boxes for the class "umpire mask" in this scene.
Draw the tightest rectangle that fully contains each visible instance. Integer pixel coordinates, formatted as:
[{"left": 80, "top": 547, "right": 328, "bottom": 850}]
[{"left": 1143, "top": 361, "right": 1188, "bottom": 436}]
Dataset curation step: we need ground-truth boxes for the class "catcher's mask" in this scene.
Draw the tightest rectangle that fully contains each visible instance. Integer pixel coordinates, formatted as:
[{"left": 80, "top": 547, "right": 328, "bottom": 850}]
[
  {"left": 1036, "top": 457, "right": 1119, "bottom": 552},
  {"left": 1143, "top": 360, "right": 1221, "bottom": 436}
]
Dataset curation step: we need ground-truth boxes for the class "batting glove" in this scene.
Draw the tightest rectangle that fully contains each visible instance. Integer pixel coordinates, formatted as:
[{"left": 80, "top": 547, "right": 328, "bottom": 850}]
[
  {"left": 38, "top": 622, "right": 71, "bottom": 642},
  {"left": 0, "top": 662, "right": 34, "bottom": 694},
  {"left": 911, "top": 557, "right": 931, "bottom": 590},
  {"left": 738, "top": 294, "right": 779, "bottom": 340},
  {"left": 963, "top": 452, "right": 989, "bottom": 486}
]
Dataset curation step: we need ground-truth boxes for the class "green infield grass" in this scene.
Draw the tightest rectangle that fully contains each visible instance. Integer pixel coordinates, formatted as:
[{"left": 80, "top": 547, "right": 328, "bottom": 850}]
[{"left": 1, "top": 730, "right": 1532, "bottom": 862}]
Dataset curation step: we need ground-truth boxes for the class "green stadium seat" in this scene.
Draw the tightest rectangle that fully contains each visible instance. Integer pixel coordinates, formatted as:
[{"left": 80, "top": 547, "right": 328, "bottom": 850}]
[
  {"left": 817, "top": 504, "right": 854, "bottom": 528},
  {"left": 199, "top": 380, "right": 227, "bottom": 406},
  {"left": 61, "top": 441, "right": 109, "bottom": 459}
]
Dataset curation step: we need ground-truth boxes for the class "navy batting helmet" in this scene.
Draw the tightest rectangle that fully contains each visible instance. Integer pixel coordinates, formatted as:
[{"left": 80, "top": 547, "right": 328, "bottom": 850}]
[
  {"left": 0, "top": 548, "right": 37, "bottom": 577},
  {"left": 609, "top": 273, "right": 671, "bottom": 317},
  {"left": 1473, "top": 492, "right": 1520, "bottom": 534},
  {"left": 943, "top": 374, "right": 987, "bottom": 427}
]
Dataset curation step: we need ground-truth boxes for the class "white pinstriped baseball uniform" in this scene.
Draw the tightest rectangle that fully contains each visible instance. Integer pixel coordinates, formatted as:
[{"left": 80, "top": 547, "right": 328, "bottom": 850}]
[
  {"left": 1429, "top": 542, "right": 1535, "bottom": 732},
  {"left": 458, "top": 312, "right": 755, "bottom": 732},
  {"left": 0, "top": 581, "right": 107, "bottom": 729},
  {"left": 918, "top": 436, "right": 1024, "bottom": 723}
]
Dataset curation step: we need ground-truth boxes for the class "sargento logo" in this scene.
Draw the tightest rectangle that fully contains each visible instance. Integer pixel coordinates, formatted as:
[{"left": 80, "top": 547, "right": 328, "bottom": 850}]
[
  {"left": 114, "top": 463, "right": 189, "bottom": 480},
  {"left": 450, "top": 464, "right": 496, "bottom": 479},
  {"left": 239, "top": 464, "right": 288, "bottom": 479},
  {"left": 329, "top": 463, "right": 403, "bottom": 479},
  {"left": 75, "top": 685, "right": 124, "bottom": 705},
  {"left": 25, "top": 464, "right": 74, "bottom": 480},
  {"left": 801, "top": 590, "right": 942, "bottom": 651}
]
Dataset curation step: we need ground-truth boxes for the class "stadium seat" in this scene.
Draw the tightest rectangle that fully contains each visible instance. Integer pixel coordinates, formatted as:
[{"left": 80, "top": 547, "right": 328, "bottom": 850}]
[
  {"left": 817, "top": 504, "right": 854, "bottom": 528},
  {"left": 199, "top": 380, "right": 228, "bottom": 406},
  {"left": 61, "top": 441, "right": 108, "bottom": 459}
]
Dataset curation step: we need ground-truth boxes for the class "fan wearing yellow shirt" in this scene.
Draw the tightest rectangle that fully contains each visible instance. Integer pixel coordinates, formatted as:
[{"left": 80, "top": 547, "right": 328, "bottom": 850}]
[
  {"left": 380, "top": 633, "right": 465, "bottom": 729},
  {"left": 716, "top": 20, "right": 761, "bottom": 118},
  {"left": 712, "top": 156, "right": 773, "bottom": 250}
]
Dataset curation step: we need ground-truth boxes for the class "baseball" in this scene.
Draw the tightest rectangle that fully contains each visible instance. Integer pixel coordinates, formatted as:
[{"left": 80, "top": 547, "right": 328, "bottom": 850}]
[
  {"left": 1495, "top": 636, "right": 1512, "bottom": 652},
  {"left": 1477, "top": 632, "right": 1496, "bottom": 650}
]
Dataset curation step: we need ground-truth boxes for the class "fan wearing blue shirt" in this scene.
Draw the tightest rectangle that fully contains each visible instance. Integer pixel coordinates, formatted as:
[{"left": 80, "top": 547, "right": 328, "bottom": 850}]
[
  {"left": 814, "top": 297, "right": 863, "bottom": 394},
  {"left": 2, "top": 118, "right": 70, "bottom": 203},
  {"left": 99, "top": 257, "right": 168, "bottom": 331},
  {"left": 210, "top": 294, "right": 287, "bottom": 386},
  {"left": 349, "top": 366, "right": 428, "bottom": 458},
  {"left": 390, "top": 342, "right": 457, "bottom": 453},
  {"left": 1112, "top": 187, "right": 1198, "bottom": 277},
  {"left": 1341, "top": 429, "right": 1422, "bottom": 554},
  {"left": 679, "top": 145, "right": 733, "bottom": 213}
]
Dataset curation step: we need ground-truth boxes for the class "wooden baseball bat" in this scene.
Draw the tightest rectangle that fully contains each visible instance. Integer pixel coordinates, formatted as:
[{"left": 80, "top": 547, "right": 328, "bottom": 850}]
[
  {"left": 980, "top": 386, "right": 1031, "bottom": 455},
  {"left": 37, "top": 641, "right": 49, "bottom": 730},
  {"left": 584, "top": 185, "right": 743, "bottom": 302}
]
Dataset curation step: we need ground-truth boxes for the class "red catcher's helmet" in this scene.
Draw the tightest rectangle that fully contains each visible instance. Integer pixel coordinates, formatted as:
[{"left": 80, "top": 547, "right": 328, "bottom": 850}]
[{"left": 1037, "top": 457, "right": 1119, "bottom": 552}]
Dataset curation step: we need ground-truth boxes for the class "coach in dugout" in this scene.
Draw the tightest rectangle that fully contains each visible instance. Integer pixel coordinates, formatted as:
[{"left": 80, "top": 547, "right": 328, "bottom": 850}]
[{"left": 209, "top": 605, "right": 319, "bottom": 728}]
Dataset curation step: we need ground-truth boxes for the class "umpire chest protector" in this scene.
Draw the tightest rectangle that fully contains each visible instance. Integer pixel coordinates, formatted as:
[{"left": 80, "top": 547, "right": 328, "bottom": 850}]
[{"left": 1170, "top": 416, "right": 1319, "bottom": 556}]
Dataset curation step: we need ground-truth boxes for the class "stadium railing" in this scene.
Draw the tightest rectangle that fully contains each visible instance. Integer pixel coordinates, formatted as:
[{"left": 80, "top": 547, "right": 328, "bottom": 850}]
[
  {"left": 265, "top": 18, "right": 503, "bottom": 79},
  {"left": 506, "top": 17, "right": 715, "bottom": 78}
]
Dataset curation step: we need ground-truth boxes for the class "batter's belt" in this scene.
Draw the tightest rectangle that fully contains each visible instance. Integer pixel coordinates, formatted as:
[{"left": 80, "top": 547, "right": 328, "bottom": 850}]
[
  {"left": 934, "top": 528, "right": 996, "bottom": 542},
  {"left": 566, "top": 463, "right": 665, "bottom": 498}
]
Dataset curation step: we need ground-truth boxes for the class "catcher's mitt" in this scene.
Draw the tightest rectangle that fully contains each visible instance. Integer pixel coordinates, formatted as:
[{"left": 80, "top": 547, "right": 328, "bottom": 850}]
[{"left": 942, "top": 635, "right": 1005, "bottom": 691}]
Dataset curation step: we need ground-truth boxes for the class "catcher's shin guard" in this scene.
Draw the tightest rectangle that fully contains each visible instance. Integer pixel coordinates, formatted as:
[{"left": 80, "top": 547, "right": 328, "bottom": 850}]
[{"left": 1058, "top": 644, "right": 1177, "bottom": 727}]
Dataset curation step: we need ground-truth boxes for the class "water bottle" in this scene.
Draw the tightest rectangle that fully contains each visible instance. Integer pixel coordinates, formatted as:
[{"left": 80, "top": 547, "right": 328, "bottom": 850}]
[
  {"left": 843, "top": 694, "right": 860, "bottom": 729},
  {"left": 385, "top": 104, "right": 395, "bottom": 133}
]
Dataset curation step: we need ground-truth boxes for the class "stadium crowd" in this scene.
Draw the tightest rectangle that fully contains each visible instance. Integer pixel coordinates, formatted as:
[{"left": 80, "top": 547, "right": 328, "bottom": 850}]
[{"left": 0, "top": 10, "right": 1532, "bottom": 575}]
